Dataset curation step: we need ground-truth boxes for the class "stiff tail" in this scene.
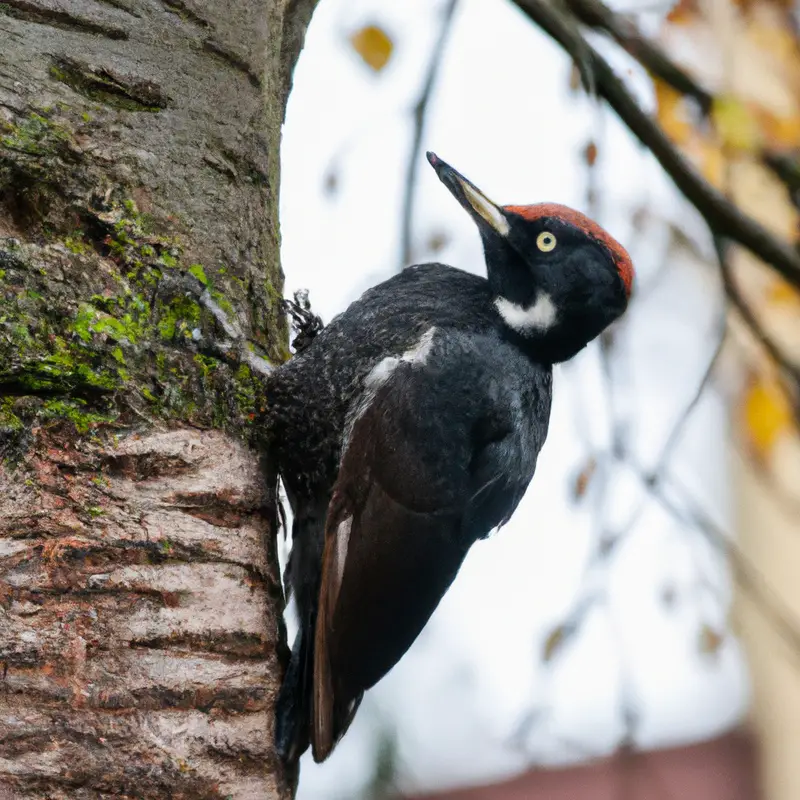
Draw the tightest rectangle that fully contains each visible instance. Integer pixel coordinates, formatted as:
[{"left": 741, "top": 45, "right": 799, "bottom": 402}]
[
  {"left": 275, "top": 611, "right": 315, "bottom": 763},
  {"left": 274, "top": 497, "right": 329, "bottom": 763}
]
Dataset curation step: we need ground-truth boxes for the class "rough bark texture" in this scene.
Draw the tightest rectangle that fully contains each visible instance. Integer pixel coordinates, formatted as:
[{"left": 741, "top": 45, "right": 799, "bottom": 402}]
[
  {"left": 0, "top": 429, "right": 287, "bottom": 799},
  {"left": 0, "top": 0, "right": 317, "bottom": 796}
]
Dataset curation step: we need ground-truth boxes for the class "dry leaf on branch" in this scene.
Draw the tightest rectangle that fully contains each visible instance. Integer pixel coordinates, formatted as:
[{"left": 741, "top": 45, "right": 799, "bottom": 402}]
[{"left": 349, "top": 24, "right": 394, "bottom": 73}]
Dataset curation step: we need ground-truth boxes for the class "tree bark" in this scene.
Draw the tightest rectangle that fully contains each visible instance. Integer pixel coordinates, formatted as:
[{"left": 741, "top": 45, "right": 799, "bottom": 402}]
[{"left": 0, "top": 0, "right": 316, "bottom": 796}]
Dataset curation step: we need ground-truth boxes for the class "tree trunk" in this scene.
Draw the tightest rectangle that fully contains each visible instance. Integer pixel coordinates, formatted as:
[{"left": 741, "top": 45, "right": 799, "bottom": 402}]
[{"left": 0, "top": 0, "right": 316, "bottom": 797}]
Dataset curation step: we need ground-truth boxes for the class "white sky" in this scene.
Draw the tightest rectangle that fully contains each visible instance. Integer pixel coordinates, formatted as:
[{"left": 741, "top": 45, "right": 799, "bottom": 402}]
[{"left": 279, "top": 0, "right": 750, "bottom": 795}]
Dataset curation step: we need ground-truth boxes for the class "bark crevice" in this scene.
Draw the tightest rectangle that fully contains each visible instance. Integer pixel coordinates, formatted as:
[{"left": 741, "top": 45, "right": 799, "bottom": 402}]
[
  {"left": 0, "top": 1, "right": 129, "bottom": 40},
  {"left": 1, "top": 428, "right": 292, "bottom": 798},
  {"left": 50, "top": 57, "right": 171, "bottom": 112}
]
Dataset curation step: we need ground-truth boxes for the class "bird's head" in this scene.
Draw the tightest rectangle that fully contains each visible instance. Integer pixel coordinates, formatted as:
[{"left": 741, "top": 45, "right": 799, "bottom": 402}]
[{"left": 427, "top": 152, "right": 634, "bottom": 363}]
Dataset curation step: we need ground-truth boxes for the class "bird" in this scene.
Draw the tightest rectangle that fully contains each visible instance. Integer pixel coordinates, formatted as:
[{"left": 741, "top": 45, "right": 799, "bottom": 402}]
[{"left": 263, "top": 152, "right": 634, "bottom": 765}]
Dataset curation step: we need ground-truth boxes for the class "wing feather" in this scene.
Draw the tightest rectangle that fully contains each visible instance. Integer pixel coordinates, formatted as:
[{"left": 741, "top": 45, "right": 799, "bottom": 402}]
[{"left": 311, "top": 332, "right": 548, "bottom": 761}]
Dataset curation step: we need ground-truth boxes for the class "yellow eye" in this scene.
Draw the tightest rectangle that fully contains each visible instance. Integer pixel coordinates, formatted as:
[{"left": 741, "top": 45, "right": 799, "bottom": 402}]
[{"left": 537, "top": 231, "right": 557, "bottom": 252}]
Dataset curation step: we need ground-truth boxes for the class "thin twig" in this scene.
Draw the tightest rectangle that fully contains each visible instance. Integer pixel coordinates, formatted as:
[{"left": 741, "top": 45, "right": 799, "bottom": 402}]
[
  {"left": 650, "top": 321, "right": 727, "bottom": 476},
  {"left": 510, "top": 0, "right": 800, "bottom": 292},
  {"left": 633, "top": 462, "right": 800, "bottom": 659},
  {"left": 399, "top": 0, "right": 459, "bottom": 270},
  {"left": 611, "top": 318, "right": 726, "bottom": 545},
  {"left": 565, "top": 0, "right": 713, "bottom": 112},
  {"left": 714, "top": 236, "right": 800, "bottom": 392},
  {"left": 571, "top": 0, "right": 800, "bottom": 208}
]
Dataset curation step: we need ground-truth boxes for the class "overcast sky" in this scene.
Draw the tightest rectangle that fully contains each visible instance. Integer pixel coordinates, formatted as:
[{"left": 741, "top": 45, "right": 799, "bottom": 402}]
[{"left": 279, "top": 0, "right": 750, "bottom": 796}]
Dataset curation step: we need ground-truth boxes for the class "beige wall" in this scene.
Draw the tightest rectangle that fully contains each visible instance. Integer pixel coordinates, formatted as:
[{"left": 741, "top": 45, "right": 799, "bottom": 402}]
[{"left": 655, "top": 2, "right": 800, "bottom": 798}]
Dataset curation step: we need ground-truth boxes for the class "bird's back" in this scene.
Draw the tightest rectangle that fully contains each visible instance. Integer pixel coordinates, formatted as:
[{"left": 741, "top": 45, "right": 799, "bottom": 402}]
[{"left": 264, "top": 263, "right": 499, "bottom": 497}]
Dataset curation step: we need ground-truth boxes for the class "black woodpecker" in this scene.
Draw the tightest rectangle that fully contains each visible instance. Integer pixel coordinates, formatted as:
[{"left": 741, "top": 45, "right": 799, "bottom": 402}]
[{"left": 264, "top": 152, "right": 634, "bottom": 764}]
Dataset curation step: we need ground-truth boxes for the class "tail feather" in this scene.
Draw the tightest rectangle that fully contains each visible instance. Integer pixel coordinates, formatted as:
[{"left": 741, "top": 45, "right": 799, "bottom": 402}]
[
  {"left": 311, "top": 518, "right": 365, "bottom": 762},
  {"left": 275, "top": 497, "right": 328, "bottom": 763},
  {"left": 275, "top": 615, "right": 314, "bottom": 763}
]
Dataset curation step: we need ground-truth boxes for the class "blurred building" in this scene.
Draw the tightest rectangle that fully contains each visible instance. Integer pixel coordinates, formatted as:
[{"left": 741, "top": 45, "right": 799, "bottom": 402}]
[{"left": 408, "top": 731, "right": 760, "bottom": 800}]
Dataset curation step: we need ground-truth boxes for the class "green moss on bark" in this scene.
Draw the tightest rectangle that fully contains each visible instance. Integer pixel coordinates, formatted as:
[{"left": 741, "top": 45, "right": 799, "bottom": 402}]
[{"left": 1, "top": 100, "right": 285, "bottom": 446}]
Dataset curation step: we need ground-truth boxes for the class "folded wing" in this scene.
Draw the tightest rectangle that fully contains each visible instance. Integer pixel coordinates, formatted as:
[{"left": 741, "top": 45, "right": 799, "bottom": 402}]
[{"left": 311, "top": 331, "right": 550, "bottom": 761}]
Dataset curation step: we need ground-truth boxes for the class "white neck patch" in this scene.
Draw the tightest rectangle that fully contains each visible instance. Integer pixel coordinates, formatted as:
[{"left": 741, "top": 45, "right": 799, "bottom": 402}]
[{"left": 494, "top": 293, "right": 557, "bottom": 333}]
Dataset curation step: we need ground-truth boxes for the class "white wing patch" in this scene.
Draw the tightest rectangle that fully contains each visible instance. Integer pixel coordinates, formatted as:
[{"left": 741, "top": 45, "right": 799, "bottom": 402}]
[
  {"left": 335, "top": 517, "right": 352, "bottom": 586},
  {"left": 403, "top": 326, "right": 436, "bottom": 365},
  {"left": 494, "top": 293, "right": 557, "bottom": 332},
  {"left": 365, "top": 356, "right": 400, "bottom": 389},
  {"left": 365, "top": 325, "right": 436, "bottom": 388},
  {"left": 344, "top": 327, "right": 438, "bottom": 449}
]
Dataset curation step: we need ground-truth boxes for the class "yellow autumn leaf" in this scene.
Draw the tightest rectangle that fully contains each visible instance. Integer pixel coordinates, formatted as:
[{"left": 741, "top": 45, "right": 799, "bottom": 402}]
[
  {"left": 755, "top": 107, "right": 800, "bottom": 148},
  {"left": 654, "top": 78, "right": 693, "bottom": 145},
  {"left": 742, "top": 376, "right": 794, "bottom": 460},
  {"left": 666, "top": 0, "right": 700, "bottom": 26},
  {"left": 712, "top": 95, "right": 761, "bottom": 153},
  {"left": 690, "top": 139, "right": 726, "bottom": 188},
  {"left": 349, "top": 25, "right": 394, "bottom": 73},
  {"left": 767, "top": 279, "right": 800, "bottom": 308}
]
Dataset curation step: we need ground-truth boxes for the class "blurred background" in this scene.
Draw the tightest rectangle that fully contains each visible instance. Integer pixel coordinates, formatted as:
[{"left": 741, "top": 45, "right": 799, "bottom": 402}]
[{"left": 278, "top": 0, "right": 800, "bottom": 797}]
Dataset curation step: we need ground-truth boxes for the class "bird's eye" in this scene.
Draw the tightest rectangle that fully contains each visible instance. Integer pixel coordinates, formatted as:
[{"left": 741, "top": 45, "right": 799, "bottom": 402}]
[{"left": 536, "top": 231, "right": 557, "bottom": 252}]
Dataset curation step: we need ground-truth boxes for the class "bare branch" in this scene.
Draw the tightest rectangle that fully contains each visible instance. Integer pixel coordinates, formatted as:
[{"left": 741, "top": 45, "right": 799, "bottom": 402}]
[
  {"left": 399, "top": 0, "right": 460, "bottom": 270},
  {"left": 634, "top": 463, "right": 800, "bottom": 660},
  {"left": 714, "top": 237, "right": 800, "bottom": 395},
  {"left": 565, "top": 0, "right": 713, "bottom": 112},
  {"left": 569, "top": 0, "right": 800, "bottom": 212},
  {"left": 763, "top": 150, "right": 800, "bottom": 211},
  {"left": 510, "top": 0, "right": 800, "bottom": 292}
]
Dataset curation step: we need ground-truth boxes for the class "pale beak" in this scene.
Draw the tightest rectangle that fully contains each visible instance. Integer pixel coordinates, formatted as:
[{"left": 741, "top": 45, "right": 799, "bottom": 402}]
[{"left": 427, "top": 152, "right": 509, "bottom": 237}]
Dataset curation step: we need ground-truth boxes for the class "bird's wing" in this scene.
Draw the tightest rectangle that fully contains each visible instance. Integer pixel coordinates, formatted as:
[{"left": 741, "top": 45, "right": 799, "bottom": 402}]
[{"left": 311, "top": 334, "right": 548, "bottom": 761}]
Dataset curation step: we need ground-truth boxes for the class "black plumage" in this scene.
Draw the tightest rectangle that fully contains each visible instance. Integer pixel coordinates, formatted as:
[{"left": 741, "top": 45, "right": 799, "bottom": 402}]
[{"left": 262, "top": 153, "right": 634, "bottom": 764}]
